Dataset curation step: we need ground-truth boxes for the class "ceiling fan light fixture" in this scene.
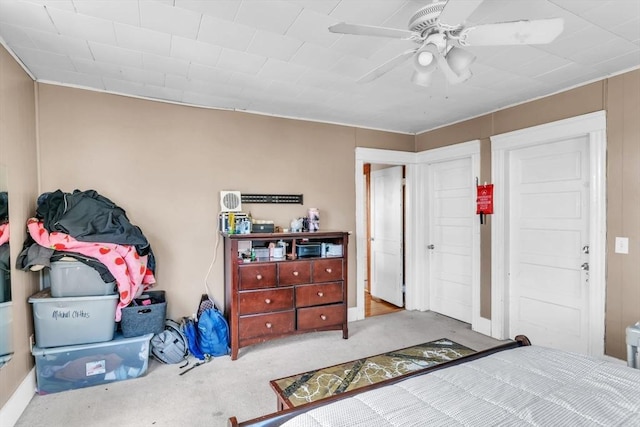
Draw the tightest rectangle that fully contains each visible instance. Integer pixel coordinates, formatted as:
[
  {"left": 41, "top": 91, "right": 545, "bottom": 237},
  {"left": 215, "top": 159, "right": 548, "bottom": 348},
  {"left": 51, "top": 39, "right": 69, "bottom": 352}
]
[
  {"left": 413, "top": 45, "right": 438, "bottom": 73},
  {"left": 417, "top": 51, "right": 434, "bottom": 66},
  {"left": 329, "top": 2, "right": 565, "bottom": 88},
  {"left": 411, "top": 70, "right": 435, "bottom": 87},
  {"left": 446, "top": 47, "right": 476, "bottom": 75}
]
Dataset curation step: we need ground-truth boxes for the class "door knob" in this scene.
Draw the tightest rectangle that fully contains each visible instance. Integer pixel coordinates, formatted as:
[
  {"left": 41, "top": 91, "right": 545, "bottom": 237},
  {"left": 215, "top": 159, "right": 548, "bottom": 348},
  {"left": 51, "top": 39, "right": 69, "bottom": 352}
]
[{"left": 427, "top": 244, "right": 435, "bottom": 250}]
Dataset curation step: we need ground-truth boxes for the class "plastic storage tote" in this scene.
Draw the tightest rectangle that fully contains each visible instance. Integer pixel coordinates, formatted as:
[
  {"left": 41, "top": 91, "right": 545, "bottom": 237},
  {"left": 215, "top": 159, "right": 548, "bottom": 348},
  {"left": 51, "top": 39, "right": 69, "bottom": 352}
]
[
  {"left": 627, "top": 322, "right": 640, "bottom": 369},
  {"left": 120, "top": 291, "right": 166, "bottom": 338},
  {"left": 47, "top": 260, "right": 116, "bottom": 297},
  {"left": 32, "top": 333, "right": 153, "bottom": 394},
  {"left": 29, "top": 289, "right": 119, "bottom": 347}
]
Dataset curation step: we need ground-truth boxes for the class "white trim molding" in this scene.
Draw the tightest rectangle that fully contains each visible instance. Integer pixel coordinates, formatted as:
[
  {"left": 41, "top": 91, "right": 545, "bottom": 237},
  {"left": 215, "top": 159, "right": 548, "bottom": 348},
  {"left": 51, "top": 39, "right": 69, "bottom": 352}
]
[
  {"left": 0, "top": 368, "right": 35, "bottom": 427},
  {"left": 490, "top": 111, "right": 607, "bottom": 357}
]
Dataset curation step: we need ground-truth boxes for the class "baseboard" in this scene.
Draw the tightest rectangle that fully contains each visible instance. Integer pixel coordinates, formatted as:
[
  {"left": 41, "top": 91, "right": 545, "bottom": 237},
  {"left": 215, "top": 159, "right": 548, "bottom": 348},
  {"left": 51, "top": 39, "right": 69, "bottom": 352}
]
[
  {"left": 602, "top": 354, "right": 627, "bottom": 366},
  {"left": 472, "top": 316, "right": 492, "bottom": 336},
  {"left": 0, "top": 368, "right": 35, "bottom": 427},
  {"left": 348, "top": 306, "right": 363, "bottom": 322}
]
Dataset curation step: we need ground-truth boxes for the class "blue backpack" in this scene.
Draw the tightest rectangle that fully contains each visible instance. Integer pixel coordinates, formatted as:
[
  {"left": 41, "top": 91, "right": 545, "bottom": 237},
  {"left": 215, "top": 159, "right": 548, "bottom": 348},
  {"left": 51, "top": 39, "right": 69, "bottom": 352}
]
[
  {"left": 182, "top": 317, "right": 206, "bottom": 360},
  {"left": 197, "top": 307, "right": 230, "bottom": 357},
  {"left": 181, "top": 303, "right": 229, "bottom": 360}
]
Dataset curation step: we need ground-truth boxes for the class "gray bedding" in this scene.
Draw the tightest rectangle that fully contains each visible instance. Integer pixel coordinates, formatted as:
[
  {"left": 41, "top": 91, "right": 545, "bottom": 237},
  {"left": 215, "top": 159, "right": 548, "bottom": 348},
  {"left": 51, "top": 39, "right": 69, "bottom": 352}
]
[{"left": 281, "top": 346, "right": 640, "bottom": 426}]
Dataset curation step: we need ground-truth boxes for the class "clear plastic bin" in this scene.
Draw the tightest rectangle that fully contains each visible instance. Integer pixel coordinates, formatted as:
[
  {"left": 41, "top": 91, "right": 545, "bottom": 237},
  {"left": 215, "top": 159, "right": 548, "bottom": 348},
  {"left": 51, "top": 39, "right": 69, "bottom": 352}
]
[
  {"left": 32, "top": 333, "right": 153, "bottom": 394},
  {"left": 626, "top": 322, "right": 640, "bottom": 369}
]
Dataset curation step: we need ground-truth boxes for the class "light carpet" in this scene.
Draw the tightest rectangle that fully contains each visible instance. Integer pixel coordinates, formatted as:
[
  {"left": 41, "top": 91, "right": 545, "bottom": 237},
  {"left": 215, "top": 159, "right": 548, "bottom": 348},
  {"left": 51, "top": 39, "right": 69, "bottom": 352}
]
[{"left": 15, "top": 310, "right": 503, "bottom": 427}]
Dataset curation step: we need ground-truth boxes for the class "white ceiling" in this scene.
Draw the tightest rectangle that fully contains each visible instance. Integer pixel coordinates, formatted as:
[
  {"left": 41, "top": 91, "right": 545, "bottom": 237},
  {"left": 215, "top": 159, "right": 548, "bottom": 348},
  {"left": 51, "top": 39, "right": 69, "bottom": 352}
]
[{"left": 0, "top": 0, "right": 639, "bottom": 134}]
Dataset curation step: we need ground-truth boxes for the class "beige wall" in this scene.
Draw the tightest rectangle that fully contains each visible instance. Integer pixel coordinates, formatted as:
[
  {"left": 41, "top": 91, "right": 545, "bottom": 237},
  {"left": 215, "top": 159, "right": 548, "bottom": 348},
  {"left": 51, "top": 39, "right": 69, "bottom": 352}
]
[
  {"left": 0, "top": 46, "right": 39, "bottom": 409},
  {"left": 416, "top": 69, "right": 640, "bottom": 359},
  {"left": 35, "top": 84, "right": 414, "bottom": 321},
  {"left": 604, "top": 71, "right": 640, "bottom": 359}
]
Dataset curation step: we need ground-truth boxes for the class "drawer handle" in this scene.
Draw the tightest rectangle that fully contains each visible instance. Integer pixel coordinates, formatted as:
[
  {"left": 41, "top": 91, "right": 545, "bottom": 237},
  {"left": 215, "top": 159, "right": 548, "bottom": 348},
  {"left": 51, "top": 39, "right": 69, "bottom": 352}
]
[
  {"left": 317, "top": 291, "right": 324, "bottom": 297},
  {"left": 256, "top": 274, "right": 263, "bottom": 280},
  {"left": 265, "top": 322, "right": 272, "bottom": 329},
  {"left": 265, "top": 298, "right": 272, "bottom": 304},
  {"left": 320, "top": 314, "right": 327, "bottom": 321},
  {"left": 325, "top": 268, "right": 332, "bottom": 273},
  {"left": 293, "top": 271, "right": 299, "bottom": 276}
]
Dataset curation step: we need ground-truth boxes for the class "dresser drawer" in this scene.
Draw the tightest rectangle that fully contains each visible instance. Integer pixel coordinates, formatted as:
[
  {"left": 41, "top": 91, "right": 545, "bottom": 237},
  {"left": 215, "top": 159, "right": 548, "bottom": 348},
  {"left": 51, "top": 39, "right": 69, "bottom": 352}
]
[
  {"left": 278, "top": 261, "right": 311, "bottom": 285},
  {"left": 239, "top": 264, "right": 277, "bottom": 290},
  {"left": 239, "top": 288, "right": 294, "bottom": 315},
  {"left": 239, "top": 311, "right": 295, "bottom": 340},
  {"left": 297, "top": 303, "right": 345, "bottom": 330},
  {"left": 295, "top": 282, "right": 343, "bottom": 308},
  {"left": 312, "top": 259, "right": 343, "bottom": 282}
]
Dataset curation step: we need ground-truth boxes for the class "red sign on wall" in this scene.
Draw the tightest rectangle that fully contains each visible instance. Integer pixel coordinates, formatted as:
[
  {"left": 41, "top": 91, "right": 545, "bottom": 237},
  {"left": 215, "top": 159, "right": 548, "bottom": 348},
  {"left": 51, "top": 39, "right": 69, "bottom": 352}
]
[{"left": 476, "top": 184, "right": 494, "bottom": 215}]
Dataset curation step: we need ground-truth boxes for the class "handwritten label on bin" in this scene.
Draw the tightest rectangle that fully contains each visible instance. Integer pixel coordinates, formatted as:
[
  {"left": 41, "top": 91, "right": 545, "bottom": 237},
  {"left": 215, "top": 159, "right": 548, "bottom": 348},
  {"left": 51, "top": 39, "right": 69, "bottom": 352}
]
[{"left": 52, "top": 309, "right": 91, "bottom": 320}]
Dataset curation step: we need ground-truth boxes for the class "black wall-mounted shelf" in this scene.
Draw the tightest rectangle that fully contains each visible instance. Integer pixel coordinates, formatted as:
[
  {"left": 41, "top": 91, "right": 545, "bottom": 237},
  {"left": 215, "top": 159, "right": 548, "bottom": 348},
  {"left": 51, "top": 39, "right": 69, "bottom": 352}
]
[{"left": 241, "top": 194, "right": 303, "bottom": 205}]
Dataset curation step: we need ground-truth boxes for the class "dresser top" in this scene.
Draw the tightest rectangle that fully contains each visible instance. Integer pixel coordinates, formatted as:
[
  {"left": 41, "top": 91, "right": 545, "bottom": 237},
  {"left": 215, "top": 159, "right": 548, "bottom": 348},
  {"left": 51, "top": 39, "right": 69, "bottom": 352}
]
[{"left": 222, "top": 230, "right": 350, "bottom": 240}]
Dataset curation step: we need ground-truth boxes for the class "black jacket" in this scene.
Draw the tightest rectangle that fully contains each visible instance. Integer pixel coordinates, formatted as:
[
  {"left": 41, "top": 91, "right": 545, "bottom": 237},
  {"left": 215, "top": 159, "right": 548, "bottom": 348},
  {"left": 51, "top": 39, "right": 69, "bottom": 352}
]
[{"left": 36, "top": 189, "right": 155, "bottom": 270}]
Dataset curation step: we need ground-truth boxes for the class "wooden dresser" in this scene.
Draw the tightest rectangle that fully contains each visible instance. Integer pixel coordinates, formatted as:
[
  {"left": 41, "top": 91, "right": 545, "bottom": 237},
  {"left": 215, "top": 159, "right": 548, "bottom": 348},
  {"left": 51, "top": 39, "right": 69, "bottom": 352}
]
[{"left": 223, "top": 231, "right": 349, "bottom": 360}]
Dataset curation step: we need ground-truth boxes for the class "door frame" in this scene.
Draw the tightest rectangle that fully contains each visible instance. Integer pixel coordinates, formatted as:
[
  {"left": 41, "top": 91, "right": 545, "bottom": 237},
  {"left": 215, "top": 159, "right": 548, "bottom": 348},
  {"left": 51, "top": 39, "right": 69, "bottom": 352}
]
[
  {"left": 490, "top": 111, "right": 607, "bottom": 357},
  {"left": 416, "top": 140, "right": 485, "bottom": 333},
  {"left": 354, "top": 144, "right": 482, "bottom": 332},
  {"left": 354, "top": 148, "right": 416, "bottom": 321}
]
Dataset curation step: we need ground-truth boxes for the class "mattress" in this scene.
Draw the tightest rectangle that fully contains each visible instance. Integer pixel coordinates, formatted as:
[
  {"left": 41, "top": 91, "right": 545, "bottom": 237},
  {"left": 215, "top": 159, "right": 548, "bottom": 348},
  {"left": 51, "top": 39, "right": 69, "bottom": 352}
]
[{"left": 281, "top": 346, "right": 640, "bottom": 426}]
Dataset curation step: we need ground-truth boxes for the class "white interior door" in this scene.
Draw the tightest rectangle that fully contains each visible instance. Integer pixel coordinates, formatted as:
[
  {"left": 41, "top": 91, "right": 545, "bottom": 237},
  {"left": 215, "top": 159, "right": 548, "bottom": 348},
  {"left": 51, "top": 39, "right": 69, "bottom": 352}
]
[
  {"left": 427, "top": 158, "right": 473, "bottom": 323},
  {"left": 370, "top": 166, "right": 403, "bottom": 307},
  {"left": 508, "top": 136, "right": 590, "bottom": 353}
]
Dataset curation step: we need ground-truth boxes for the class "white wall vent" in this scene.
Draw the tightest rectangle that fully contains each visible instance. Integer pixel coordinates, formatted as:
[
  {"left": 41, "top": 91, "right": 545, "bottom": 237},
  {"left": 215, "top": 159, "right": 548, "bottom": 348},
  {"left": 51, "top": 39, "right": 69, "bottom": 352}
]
[{"left": 220, "top": 191, "right": 242, "bottom": 212}]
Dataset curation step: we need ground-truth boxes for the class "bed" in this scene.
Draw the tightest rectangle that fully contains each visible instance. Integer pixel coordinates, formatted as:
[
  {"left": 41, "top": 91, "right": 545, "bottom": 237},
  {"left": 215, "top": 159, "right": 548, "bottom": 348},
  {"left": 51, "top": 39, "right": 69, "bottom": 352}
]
[{"left": 229, "top": 336, "right": 640, "bottom": 426}]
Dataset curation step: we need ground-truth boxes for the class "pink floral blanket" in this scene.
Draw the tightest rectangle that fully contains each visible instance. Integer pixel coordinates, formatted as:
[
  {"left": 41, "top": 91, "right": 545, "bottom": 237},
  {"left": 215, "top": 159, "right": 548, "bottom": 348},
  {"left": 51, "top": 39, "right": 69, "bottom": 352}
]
[
  {"left": 27, "top": 218, "right": 155, "bottom": 321},
  {"left": 0, "top": 223, "right": 8, "bottom": 245}
]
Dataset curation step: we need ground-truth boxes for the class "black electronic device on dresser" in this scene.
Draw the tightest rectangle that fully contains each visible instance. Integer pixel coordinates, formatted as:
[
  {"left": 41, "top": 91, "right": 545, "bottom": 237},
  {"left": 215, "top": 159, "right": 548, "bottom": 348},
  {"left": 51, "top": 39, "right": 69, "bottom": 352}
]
[
  {"left": 222, "top": 230, "right": 349, "bottom": 360},
  {"left": 295, "top": 242, "right": 322, "bottom": 258}
]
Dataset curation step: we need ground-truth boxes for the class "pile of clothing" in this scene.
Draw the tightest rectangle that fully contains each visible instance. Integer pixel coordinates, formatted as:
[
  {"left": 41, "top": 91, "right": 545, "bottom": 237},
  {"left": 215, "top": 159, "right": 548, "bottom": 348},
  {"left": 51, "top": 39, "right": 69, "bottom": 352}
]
[
  {"left": 17, "top": 189, "right": 156, "bottom": 320},
  {"left": 0, "top": 191, "right": 10, "bottom": 303}
]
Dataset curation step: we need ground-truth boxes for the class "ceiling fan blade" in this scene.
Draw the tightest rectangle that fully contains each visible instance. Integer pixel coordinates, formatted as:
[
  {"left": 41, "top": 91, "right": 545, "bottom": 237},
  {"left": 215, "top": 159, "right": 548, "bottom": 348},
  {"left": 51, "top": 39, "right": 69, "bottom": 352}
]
[
  {"left": 329, "top": 22, "right": 417, "bottom": 40},
  {"left": 358, "top": 49, "right": 418, "bottom": 83},
  {"left": 460, "top": 18, "right": 564, "bottom": 46},
  {"left": 437, "top": 0, "right": 484, "bottom": 28}
]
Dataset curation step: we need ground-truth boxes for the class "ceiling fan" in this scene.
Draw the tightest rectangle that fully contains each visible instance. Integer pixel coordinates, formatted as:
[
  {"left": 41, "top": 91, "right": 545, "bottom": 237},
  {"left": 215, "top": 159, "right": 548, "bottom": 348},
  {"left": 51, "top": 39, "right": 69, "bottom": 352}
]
[{"left": 328, "top": 0, "right": 564, "bottom": 87}]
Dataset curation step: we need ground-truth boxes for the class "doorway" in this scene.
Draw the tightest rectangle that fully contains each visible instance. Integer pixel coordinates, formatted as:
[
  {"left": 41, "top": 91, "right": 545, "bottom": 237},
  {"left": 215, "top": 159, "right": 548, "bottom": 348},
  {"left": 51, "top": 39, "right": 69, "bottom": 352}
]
[
  {"left": 365, "top": 163, "right": 405, "bottom": 318},
  {"left": 491, "top": 111, "right": 607, "bottom": 357},
  {"left": 354, "top": 148, "right": 416, "bottom": 322}
]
